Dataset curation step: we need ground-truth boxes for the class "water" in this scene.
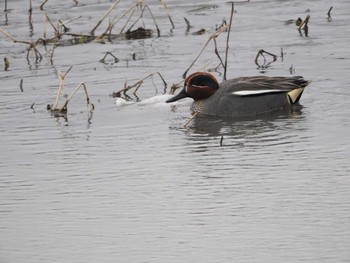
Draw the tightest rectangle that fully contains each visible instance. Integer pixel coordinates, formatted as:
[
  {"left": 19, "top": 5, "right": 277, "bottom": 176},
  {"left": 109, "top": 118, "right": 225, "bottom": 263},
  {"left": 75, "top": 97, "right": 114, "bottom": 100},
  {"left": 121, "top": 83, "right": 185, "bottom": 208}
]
[{"left": 1, "top": 0, "right": 350, "bottom": 262}]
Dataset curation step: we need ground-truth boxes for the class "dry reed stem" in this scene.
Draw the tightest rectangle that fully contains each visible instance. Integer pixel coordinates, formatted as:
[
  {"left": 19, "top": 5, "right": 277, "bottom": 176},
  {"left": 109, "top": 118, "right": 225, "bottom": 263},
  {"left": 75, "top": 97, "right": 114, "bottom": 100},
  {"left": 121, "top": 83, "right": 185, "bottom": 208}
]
[
  {"left": 182, "top": 24, "right": 230, "bottom": 79},
  {"left": 299, "top": 15, "right": 310, "bottom": 29},
  {"left": 224, "top": 2, "right": 234, "bottom": 81},
  {"left": 0, "top": 27, "right": 43, "bottom": 63},
  {"left": 0, "top": 27, "right": 32, "bottom": 45},
  {"left": 52, "top": 66, "right": 73, "bottom": 110},
  {"left": 116, "top": 72, "right": 167, "bottom": 97},
  {"left": 159, "top": 0, "right": 175, "bottom": 29},
  {"left": 45, "top": 13, "right": 59, "bottom": 35},
  {"left": 60, "top": 82, "right": 94, "bottom": 114},
  {"left": 40, "top": 0, "right": 48, "bottom": 10},
  {"left": 184, "top": 17, "right": 193, "bottom": 31},
  {"left": 127, "top": 5, "right": 160, "bottom": 36},
  {"left": 327, "top": 6, "right": 333, "bottom": 18},
  {"left": 183, "top": 112, "right": 198, "bottom": 128},
  {"left": 254, "top": 49, "right": 277, "bottom": 68},
  {"left": 98, "top": 2, "right": 139, "bottom": 38},
  {"left": 90, "top": 0, "right": 123, "bottom": 35},
  {"left": 213, "top": 38, "right": 225, "bottom": 69},
  {"left": 49, "top": 67, "right": 94, "bottom": 118},
  {"left": 60, "top": 15, "right": 82, "bottom": 27},
  {"left": 119, "top": 7, "right": 137, "bottom": 34},
  {"left": 99, "top": 52, "right": 119, "bottom": 63}
]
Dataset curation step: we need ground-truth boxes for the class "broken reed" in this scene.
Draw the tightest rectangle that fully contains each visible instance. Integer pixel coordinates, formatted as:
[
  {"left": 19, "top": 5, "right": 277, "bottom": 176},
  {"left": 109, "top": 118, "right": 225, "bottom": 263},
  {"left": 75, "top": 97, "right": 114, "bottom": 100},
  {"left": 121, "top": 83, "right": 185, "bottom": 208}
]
[
  {"left": 47, "top": 66, "right": 94, "bottom": 120},
  {"left": 114, "top": 72, "right": 167, "bottom": 99},
  {"left": 1, "top": 0, "right": 175, "bottom": 65}
]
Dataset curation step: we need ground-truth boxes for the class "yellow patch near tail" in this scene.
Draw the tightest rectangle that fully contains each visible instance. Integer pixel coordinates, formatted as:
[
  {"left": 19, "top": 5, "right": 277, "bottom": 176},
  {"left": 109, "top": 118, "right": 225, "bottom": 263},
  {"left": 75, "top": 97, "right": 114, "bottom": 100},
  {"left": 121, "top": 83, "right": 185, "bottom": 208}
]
[{"left": 287, "top": 88, "right": 304, "bottom": 104}]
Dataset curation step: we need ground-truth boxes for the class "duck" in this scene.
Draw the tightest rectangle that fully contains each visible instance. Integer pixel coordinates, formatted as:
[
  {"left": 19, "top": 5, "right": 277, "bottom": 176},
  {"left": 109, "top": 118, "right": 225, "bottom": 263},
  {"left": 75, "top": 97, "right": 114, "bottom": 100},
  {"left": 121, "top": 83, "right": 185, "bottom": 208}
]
[{"left": 166, "top": 72, "right": 310, "bottom": 116}]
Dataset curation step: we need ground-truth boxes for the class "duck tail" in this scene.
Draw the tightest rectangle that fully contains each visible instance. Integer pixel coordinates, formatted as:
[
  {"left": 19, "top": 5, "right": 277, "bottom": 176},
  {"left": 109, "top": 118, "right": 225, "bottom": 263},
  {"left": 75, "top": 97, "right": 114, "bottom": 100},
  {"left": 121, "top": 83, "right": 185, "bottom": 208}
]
[
  {"left": 288, "top": 76, "right": 311, "bottom": 104},
  {"left": 294, "top": 76, "right": 311, "bottom": 88}
]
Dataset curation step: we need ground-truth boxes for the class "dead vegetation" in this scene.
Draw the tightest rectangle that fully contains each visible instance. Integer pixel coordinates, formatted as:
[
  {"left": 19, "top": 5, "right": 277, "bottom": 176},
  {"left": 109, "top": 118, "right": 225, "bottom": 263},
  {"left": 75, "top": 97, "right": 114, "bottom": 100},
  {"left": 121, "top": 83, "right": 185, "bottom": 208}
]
[
  {"left": 112, "top": 72, "right": 167, "bottom": 101},
  {"left": 1, "top": 0, "right": 320, "bottom": 126},
  {"left": 46, "top": 66, "right": 94, "bottom": 121},
  {"left": 0, "top": 0, "right": 175, "bottom": 65}
]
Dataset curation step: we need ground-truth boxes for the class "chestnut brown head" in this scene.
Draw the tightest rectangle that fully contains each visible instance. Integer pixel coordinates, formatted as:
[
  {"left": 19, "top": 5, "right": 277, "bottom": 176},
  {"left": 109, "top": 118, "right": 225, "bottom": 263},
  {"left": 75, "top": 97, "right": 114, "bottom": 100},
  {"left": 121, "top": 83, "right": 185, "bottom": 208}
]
[{"left": 166, "top": 72, "right": 219, "bottom": 103}]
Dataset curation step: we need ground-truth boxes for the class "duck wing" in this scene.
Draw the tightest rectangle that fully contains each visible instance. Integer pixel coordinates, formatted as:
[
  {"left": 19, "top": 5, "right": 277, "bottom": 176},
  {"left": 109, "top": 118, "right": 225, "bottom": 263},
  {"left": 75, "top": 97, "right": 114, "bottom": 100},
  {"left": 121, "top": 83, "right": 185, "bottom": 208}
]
[
  {"left": 218, "top": 76, "right": 310, "bottom": 104},
  {"left": 220, "top": 76, "right": 309, "bottom": 95}
]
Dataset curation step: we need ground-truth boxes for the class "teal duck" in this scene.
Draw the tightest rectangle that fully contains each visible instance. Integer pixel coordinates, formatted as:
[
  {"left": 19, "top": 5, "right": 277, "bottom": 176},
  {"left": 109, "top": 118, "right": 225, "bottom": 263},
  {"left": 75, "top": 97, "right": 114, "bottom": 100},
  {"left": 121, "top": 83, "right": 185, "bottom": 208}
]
[{"left": 166, "top": 72, "right": 310, "bottom": 116}]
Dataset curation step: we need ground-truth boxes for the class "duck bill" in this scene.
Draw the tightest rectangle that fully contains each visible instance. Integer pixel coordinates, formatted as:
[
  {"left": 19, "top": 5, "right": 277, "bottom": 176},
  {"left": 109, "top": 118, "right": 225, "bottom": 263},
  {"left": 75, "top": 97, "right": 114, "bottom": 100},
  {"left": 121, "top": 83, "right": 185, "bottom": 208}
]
[{"left": 166, "top": 88, "right": 188, "bottom": 103}]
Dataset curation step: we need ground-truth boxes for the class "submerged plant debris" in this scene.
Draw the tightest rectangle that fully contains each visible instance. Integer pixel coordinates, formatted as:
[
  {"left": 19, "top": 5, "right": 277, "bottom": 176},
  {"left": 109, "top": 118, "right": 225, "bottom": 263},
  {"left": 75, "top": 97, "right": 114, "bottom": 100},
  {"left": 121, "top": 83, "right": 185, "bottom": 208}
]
[
  {"left": 0, "top": 0, "right": 326, "bottom": 126},
  {"left": 47, "top": 66, "right": 94, "bottom": 122}
]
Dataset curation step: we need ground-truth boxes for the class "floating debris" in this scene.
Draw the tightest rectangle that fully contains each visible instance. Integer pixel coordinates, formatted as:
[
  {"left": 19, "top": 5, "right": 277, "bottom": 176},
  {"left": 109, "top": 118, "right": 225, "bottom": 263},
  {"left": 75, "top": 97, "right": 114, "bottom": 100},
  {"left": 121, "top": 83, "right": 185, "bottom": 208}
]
[
  {"left": 0, "top": 0, "right": 173, "bottom": 65},
  {"left": 289, "top": 64, "right": 295, "bottom": 74},
  {"left": 192, "top": 29, "right": 206, "bottom": 35},
  {"left": 99, "top": 51, "right": 119, "bottom": 64},
  {"left": 254, "top": 49, "right": 278, "bottom": 69},
  {"left": 20, "top": 79, "right": 23, "bottom": 92},
  {"left": 296, "top": 17, "right": 302, "bottom": 26},
  {"left": 187, "top": 4, "right": 218, "bottom": 13},
  {"left": 125, "top": 27, "right": 153, "bottom": 40},
  {"left": 4, "top": 57, "right": 9, "bottom": 71}
]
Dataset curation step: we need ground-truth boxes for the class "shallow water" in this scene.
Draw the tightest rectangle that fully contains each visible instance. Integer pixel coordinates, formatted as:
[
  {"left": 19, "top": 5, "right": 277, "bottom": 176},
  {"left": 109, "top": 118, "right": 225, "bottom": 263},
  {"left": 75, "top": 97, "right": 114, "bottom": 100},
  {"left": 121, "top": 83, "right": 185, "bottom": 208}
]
[{"left": 1, "top": 0, "right": 350, "bottom": 262}]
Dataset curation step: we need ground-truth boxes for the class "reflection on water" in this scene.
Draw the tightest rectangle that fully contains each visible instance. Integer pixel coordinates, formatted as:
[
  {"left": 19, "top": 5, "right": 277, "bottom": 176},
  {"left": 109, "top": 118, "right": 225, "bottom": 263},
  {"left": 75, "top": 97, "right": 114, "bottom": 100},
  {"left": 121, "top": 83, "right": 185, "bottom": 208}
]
[
  {"left": 1, "top": 0, "right": 350, "bottom": 263},
  {"left": 188, "top": 105, "right": 304, "bottom": 136}
]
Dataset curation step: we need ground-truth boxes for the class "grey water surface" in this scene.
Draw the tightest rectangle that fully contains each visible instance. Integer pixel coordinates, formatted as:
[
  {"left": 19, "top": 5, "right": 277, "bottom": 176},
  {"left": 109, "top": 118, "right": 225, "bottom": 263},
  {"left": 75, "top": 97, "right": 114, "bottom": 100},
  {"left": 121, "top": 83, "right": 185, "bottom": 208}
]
[{"left": 1, "top": 0, "right": 350, "bottom": 262}]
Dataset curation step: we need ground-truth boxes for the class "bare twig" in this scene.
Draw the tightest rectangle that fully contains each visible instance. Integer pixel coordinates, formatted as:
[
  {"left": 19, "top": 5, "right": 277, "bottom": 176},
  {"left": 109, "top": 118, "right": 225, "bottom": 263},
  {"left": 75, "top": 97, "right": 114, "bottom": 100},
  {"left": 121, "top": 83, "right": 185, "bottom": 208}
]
[
  {"left": 99, "top": 51, "right": 119, "bottom": 63},
  {"left": 48, "top": 67, "right": 94, "bottom": 119},
  {"left": 213, "top": 38, "right": 225, "bottom": 68},
  {"left": 298, "top": 15, "right": 310, "bottom": 37},
  {"left": 99, "top": 2, "right": 139, "bottom": 38},
  {"left": 60, "top": 82, "right": 94, "bottom": 114},
  {"left": 298, "top": 15, "right": 310, "bottom": 29},
  {"left": 90, "top": 0, "right": 123, "bottom": 35},
  {"left": 327, "top": 6, "right": 333, "bottom": 18},
  {"left": 52, "top": 66, "right": 73, "bottom": 109},
  {"left": 0, "top": 27, "right": 32, "bottom": 44},
  {"left": 115, "top": 72, "right": 167, "bottom": 97},
  {"left": 119, "top": 6, "right": 137, "bottom": 34},
  {"left": 126, "top": 5, "right": 160, "bottom": 37},
  {"left": 40, "top": 0, "right": 48, "bottom": 10},
  {"left": 224, "top": 2, "right": 234, "bottom": 81},
  {"left": 254, "top": 49, "right": 277, "bottom": 69},
  {"left": 160, "top": 0, "right": 175, "bottom": 30},
  {"left": 184, "top": 17, "right": 193, "bottom": 32},
  {"left": 60, "top": 15, "right": 81, "bottom": 28},
  {"left": 20, "top": 79, "right": 24, "bottom": 92},
  {"left": 45, "top": 13, "right": 59, "bottom": 35},
  {"left": 50, "top": 40, "right": 57, "bottom": 65},
  {"left": 182, "top": 24, "right": 230, "bottom": 79},
  {"left": 28, "top": 0, "right": 33, "bottom": 36},
  {"left": 183, "top": 112, "right": 198, "bottom": 128}
]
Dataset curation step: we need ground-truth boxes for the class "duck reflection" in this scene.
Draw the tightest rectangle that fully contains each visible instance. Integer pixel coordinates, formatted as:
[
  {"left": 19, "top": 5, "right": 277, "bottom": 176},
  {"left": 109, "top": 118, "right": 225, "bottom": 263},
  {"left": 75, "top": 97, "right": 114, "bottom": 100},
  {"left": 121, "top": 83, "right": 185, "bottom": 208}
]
[{"left": 183, "top": 104, "right": 306, "bottom": 149}]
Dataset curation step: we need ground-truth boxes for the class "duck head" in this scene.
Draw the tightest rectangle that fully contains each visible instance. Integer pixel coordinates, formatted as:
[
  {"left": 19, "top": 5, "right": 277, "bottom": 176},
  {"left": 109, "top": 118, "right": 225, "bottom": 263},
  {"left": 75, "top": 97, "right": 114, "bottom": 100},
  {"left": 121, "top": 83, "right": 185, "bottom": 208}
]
[{"left": 166, "top": 72, "right": 219, "bottom": 103}]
